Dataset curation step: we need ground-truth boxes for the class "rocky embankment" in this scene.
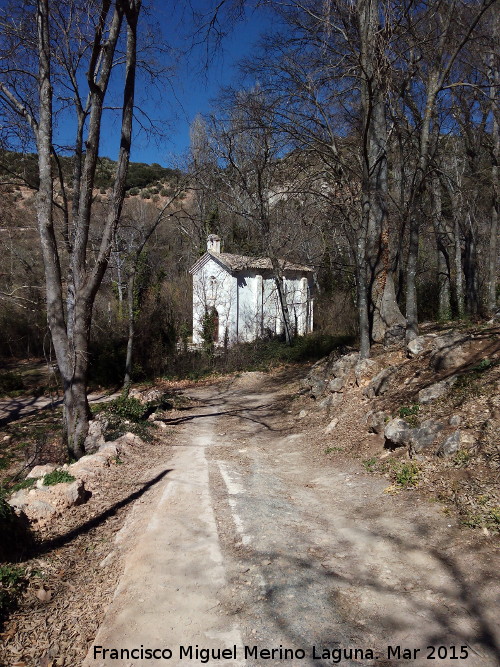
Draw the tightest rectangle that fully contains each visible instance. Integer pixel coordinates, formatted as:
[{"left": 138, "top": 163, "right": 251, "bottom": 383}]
[{"left": 299, "top": 325, "right": 499, "bottom": 467}]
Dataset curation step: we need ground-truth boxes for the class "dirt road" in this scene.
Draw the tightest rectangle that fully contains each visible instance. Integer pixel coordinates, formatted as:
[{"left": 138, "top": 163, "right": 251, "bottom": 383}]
[{"left": 83, "top": 374, "right": 500, "bottom": 667}]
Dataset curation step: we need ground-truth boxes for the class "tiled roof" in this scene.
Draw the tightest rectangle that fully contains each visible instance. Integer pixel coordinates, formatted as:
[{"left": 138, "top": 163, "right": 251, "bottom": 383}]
[{"left": 208, "top": 251, "right": 314, "bottom": 273}]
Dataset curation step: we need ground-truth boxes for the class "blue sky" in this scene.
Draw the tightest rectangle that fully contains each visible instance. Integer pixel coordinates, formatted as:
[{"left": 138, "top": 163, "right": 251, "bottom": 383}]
[
  {"left": 0, "top": 0, "right": 276, "bottom": 168},
  {"left": 107, "top": 2, "right": 276, "bottom": 167}
]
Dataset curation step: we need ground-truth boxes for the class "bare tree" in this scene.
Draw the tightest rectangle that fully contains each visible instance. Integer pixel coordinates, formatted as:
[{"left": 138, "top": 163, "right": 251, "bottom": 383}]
[{"left": 0, "top": 0, "right": 142, "bottom": 457}]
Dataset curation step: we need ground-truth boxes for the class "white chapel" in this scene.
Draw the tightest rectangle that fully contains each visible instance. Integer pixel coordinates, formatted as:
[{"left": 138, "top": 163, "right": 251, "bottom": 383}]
[{"left": 190, "top": 235, "right": 315, "bottom": 346}]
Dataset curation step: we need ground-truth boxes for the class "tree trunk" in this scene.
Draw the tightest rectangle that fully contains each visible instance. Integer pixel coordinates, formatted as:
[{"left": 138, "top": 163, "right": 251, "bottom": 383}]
[
  {"left": 431, "top": 173, "right": 451, "bottom": 319},
  {"left": 270, "top": 257, "right": 293, "bottom": 345},
  {"left": 34, "top": 0, "right": 139, "bottom": 458},
  {"left": 464, "top": 217, "right": 479, "bottom": 315},
  {"left": 454, "top": 215, "right": 465, "bottom": 318},
  {"left": 487, "top": 43, "right": 499, "bottom": 314},
  {"left": 123, "top": 264, "right": 136, "bottom": 394},
  {"left": 356, "top": 222, "right": 370, "bottom": 358},
  {"left": 358, "top": 0, "right": 405, "bottom": 346}
]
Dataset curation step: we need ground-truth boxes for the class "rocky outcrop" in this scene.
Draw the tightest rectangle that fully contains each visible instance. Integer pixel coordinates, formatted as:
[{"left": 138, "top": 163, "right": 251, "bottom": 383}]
[
  {"left": 436, "top": 430, "right": 461, "bottom": 457},
  {"left": 365, "top": 410, "right": 388, "bottom": 434},
  {"left": 300, "top": 351, "right": 359, "bottom": 401},
  {"left": 429, "top": 332, "right": 494, "bottom": 372},
  {"left": 409, "top": 419, "right": 445, "bottom": 454},
  {"left": 8, "top": 432, "right": 146, "bottom": 527},
  {"left": 384, "top": 417, "right": 446, "bottom": 454},
  {"left": 363, "top": 367, "right": 397, "bottom": 398},
  {"left": 9, "top": 479, "right": 86, "bottom": 526},
  {"left": 384, "top": 418, "right": 412, "bottom": 448},
  {"left": 418, "top": 376, "right": 457, "bottom": 404},
  {"left": 129, "top": 387, "right": 165, "bottom": 404},
  {"left": 84, "top": 413, "right": 109, "bottom": 453}
]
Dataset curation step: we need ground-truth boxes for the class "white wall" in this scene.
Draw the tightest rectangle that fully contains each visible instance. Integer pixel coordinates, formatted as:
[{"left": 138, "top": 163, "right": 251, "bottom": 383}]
[
  {"left": 193, "top": 258, "right": 314, "bottom": 346},
  {"left": 192, "top": 257, "right": 237, "bottom": 345}
]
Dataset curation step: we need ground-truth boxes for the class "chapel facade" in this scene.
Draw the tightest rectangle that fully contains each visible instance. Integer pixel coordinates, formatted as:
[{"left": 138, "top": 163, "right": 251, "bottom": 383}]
[{"left": 189, "top": 235, "right": 315, "bottom": 346}]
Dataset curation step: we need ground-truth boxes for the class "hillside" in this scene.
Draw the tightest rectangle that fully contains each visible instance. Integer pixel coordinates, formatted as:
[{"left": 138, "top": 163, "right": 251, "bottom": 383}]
[{"left": 0, "top": 149, "right": 182, "bottom": 194}]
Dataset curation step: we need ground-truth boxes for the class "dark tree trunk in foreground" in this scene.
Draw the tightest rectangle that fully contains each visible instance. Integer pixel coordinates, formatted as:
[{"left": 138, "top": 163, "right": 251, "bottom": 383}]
[
  {"left": 29, "top": 0, "right": 141, "bottom": 457},
  {"left": 358, "top": 0, "right": 405, "bottom": 354}
]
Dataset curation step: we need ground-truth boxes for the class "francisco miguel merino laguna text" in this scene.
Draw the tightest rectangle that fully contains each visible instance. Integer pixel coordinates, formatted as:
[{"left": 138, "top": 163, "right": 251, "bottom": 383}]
[{"left": 93, "top": 644, "right": 378, "bottom": 662}]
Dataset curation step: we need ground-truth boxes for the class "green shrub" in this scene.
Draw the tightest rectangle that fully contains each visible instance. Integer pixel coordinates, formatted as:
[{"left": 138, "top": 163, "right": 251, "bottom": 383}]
[
  {"left": 10, "top": 477, "right": 37, "bottom": 493},
  {"left": 43, "top": 469, "right": 75, "bottom": 486},
  {"left": 398, "top": 404, "right": 420, "bottom": 427},
  {"left": 0, "top": 371, "right": 25, "bottom": 395},
  {"left": 398, "top": 404, "right": 420, "bottom": 419},
  {"left": 363, "top": 457, "right": 377, "bottom": 472},
  {"left": 105, "top": 396, "right": 148, "bottom": 422},
  {"left": 393, "top": 461, "right": 419, "bottom": 488}
]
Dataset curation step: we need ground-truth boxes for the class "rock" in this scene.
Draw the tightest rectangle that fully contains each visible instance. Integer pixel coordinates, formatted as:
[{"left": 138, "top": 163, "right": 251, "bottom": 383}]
[
  {"left": 364, "top": 367, "right": 396, "bottom": 398},
  {"left": 27, "top": 463, "right": 57, "bottom": 479},
  {"left": 407, "top": 336, "right": 429, "bottom": 357},
  {"left": 301, "top": 351, "right": 358, "bottom": 399},
  {"left": 129, "top": 387, "right": 170, "bottom": 406},
  {"left": 429, "top": 332, "right": 492, "bottom": 372},
  {"left": 310, "top": 379, "right": 326, "bottom": 399},
  {"left": 330, "top": 352, "right": 359, "bottom": 378},
  {"left": 355, "top": 359, "right": 380, "bottom": 386},
  {"left": 328, "top": 377, "right": 345, "bottom": 392},
  {"left": 384, "top": 324, "right": 406, "bottom": 347},
  {"left": 8, "top": 478, "right": 86, "bottom": 525},
  {"left": 54, "top": 479, "right": 86, "bottom": 508},
  {"left": 365, "top": 410, "right": 388, "bottom": 434},
  {"left": 436, "top": 430, "right": 461, "bottom": 457},
  {"left": 409, "top": 419, "right": 445, "bottom": 454},
  {"left": 84, "top": 418, "right": 107, "bottom": 454},
  {"left": 298, "top": 410, "right": 308, "bottom": 419},
  {"left": 318, "top": 394, "right": 342, "bottom": 411},
  {"left": 21, "top": 499, "right": 58, "bottom": 524},
  {"left": 449, "top": 415, "right": 461, "bottom": 427},
  {"left": 459, "top": 430, "right": 476, "bottom": 447},
  {"left": 325, "top": 418, "right": 339, "bottom": 434},
  {"left": 418, "top": 376, "right": 457, "bottom": 404},
  {"left": 384, "top": 418, "right": 412, "bottom": 448}
]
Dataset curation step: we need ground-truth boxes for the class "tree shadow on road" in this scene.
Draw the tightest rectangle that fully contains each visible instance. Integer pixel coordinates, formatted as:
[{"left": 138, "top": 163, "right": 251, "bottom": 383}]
[
  {"left": 31, "top": 468, "right": 171, "bottom": 557},
  {"left": 226, "top": 506, "right": 500, "bottom": 666}
]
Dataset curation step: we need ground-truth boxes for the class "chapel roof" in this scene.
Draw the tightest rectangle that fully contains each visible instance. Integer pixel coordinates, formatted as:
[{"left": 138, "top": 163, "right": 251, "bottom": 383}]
[{"left": 190, "top": 250, "right": 314, "bottom": 275}]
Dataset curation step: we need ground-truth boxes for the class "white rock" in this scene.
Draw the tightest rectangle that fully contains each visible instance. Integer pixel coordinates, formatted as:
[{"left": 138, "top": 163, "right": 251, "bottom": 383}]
[
  {"left": 27, "top": 463, "right": 57, "bottom": 479},
  {"left": 325, "top": 418, "right": 339, "bottom": 434}
]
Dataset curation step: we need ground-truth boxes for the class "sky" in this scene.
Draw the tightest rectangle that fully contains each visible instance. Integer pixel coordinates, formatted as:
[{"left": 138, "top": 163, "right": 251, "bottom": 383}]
[
  {"left": 0, "top": 0, "right": 277, "bottom": 168},
  {"left": 102, "top": 2, "right": 277, "bottom": 168}
]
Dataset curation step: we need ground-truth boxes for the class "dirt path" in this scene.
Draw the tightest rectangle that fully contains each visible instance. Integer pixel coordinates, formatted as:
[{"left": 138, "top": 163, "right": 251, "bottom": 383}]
[
  {"left": 0, "top": 391, "right": 118, "bottom": 427},
  {"left": 83, "top": 374, "right": 499, "bottom": 667}
]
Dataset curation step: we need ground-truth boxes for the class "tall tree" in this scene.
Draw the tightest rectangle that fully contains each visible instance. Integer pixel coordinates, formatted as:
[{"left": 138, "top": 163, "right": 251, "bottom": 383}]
[{"left": 0, "top": 0, "right": 142, "bottom": 457}]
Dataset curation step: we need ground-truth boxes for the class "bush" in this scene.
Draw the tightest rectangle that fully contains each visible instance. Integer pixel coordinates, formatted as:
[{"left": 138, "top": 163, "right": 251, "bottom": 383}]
[
  {"left": 43, "top": 469, "right": 75, "bottom": 486},
  {"left": 105, "top": 396, "right": 149, "bottom": 422},
  {"left": 163, "top": 333, "right": 354, "bottom": 379},
  {"left": 393, "top": 462, "right": 419, "bottom": 488},
  {"left": 0, "top": 371, "right": 25, "bottom": 395}
]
